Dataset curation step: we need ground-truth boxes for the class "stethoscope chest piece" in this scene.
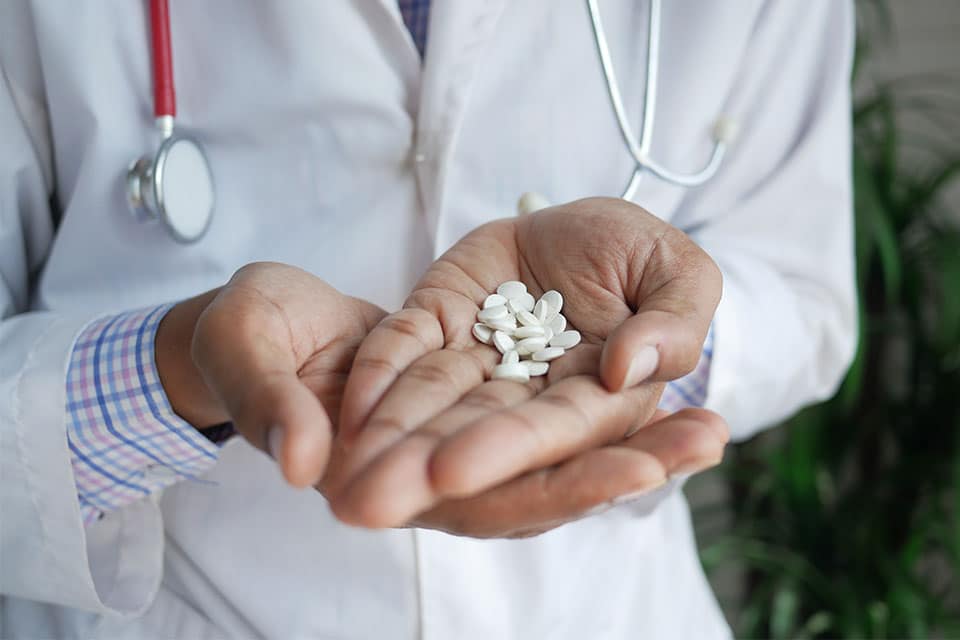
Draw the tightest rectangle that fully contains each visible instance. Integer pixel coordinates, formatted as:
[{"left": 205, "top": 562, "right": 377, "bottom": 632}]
[{"left": 127, "top": 135, "right": 214, "bottom": 243}]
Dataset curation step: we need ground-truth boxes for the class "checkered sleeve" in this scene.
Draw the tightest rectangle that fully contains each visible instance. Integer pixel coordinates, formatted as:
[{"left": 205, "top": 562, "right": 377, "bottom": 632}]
[
  {"left": 658, "top": 324, "right": 714, "bottom": 411},
  {"left": 65, "top": 304, "right": 221, "bottom": 525}
]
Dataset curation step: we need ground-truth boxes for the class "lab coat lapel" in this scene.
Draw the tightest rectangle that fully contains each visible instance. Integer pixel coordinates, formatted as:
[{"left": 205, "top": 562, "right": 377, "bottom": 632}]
[{"left": 415, "top": 0, "right": 508, "bottom": 250}]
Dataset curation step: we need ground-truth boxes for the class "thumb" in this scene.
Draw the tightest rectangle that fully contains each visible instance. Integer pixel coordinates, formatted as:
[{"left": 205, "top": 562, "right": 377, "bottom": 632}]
[
  {"left": 192, "top": 315, "right": 332, "bottom": 488},
  {"left": 244, "top": 372, "right": 333, "bottom": 488},
  {"left": 600, "top": 238, "right": 721, "bottom": 392}
]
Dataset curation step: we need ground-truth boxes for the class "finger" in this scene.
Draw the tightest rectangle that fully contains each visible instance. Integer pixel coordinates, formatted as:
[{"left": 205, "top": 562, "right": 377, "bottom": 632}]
[
  {"left": 338, "top": 308, "right": 444, "bottom": 445},
  {"left": 329, "top": 378, "right": 537, "bottom": 526},
  {"left": 192, "top": 310, "right": 331, "bottom": 488},
  {"left": 600, "top": 232, "right": 722, "bottom": 391},
  {"left": 620, "top": 407, "right": 728, "bottom": 475},
  {"left": 338, "top": 341, "right": 599, "bottom": 483},
  {"left": 411, "top": 440, "right": 668, "bottom": 538},
  {"left": 335, "top": 346, "right": 499, "bottom": 482},
  {"left": 412, "top": 408, "right": 727, "bottom": 538},
  {"left": 429, "top": 377, "right": 662, "bottom": 498}
]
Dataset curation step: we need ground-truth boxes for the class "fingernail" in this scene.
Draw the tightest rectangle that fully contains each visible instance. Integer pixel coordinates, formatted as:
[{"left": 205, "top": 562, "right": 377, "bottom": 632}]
[
  {"left": 267, "top": 426, "right": 284, "bottom": 463},
  {"left": 611, "top": 478, "right": 669, "bottom": 505},
  {"left": 622, "top": 345, "right": 660, "bottom": 388},
  {"left": 579, "top": 502, "right": 613, "bottom": 519},
  {"left": 611, "top": 488, "right": 653, "bottom": 505},
  {"left": 671, "top": 457, "right": 723, "bottom": 476}
]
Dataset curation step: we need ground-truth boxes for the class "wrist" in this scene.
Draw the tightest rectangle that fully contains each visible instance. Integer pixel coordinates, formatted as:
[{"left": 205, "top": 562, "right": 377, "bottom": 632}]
[{"left": 155, "top": 289, "right": 229, "bottom": 428}]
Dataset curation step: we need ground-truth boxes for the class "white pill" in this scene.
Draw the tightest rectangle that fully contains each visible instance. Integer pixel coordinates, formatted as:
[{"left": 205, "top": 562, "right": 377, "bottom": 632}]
[
  {"left": 477, "top": 305, "right": 508, "bottom": 322},
  {"left": 532, "top": 347, "right": 565, "bottom": 362},
  {"left": 485, "top": 316, "right": 517, "bottom": 332},
  {"left": 550, "top": 330, "right": 581, "bottom": 349},
  {"left": 492, "top": 331, "right": 516, "bottom": 354},
  {"left": 548, "top": 314, "right": 567, "bottom": 333},
  {"left": 516, "top": 336, "right": 548, "bottom": 355},
  {"left": 501, "top": 349, "right": 520, "bottom": 365},
  {"left": 492, "top": 363, "right": 530, "bottom": 383},
  {"left": 472, "top": 323, "right": 494, "bottom": 344},
  {"left": 483, "top": 293, "right": 508, "bottom": 309},
  {"left": 497, "top": 281, "right": 527, "bottom": 299},
  {"left": 516, "top": 310, "right": 540, "bottom": 327},
  {"left": 543, "top": 326, "right": 554, "bottom": 342},
  {"left": 514, "top": 325, "right": 546, "bottom": 339},
  {"left": 534, "top": 299, "right": 550, "bottom": 323},
  {"left": 517, "top": 292, "right": 536, "bottom": 312},
  {"left": 540, "top": 290, "right": 563, "bottom": 315},
  {"left": 522, "top": 361, "right": 550, "bottom": 376},
  {"left": 507, "top": 294, "right": 535, "bottom": 314}
]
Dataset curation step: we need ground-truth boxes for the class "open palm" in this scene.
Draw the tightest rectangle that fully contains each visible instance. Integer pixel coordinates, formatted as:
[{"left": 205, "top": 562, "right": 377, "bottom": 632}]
[{"left": 328, "top": 198, "right": 726, "bottom": 532}]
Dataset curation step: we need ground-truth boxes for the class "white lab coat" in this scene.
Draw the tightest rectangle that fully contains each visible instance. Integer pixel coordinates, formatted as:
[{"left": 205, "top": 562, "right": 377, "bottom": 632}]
[{"left": 0, "top": 1, "right": 856, "bottom": 638}]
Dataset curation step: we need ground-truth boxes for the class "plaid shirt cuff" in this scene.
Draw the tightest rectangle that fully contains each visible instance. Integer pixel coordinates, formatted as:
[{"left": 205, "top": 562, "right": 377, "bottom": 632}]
[
  {"left": 65, "top": 304, "right": 220, "bottom": 525},
  {"left": 659, "top": 324, "right": 714, "bottom": 411}
]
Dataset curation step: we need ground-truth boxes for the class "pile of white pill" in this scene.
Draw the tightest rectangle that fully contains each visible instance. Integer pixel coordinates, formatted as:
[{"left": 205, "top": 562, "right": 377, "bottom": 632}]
[{"left": 472, "top": 281, "right": 582, "bottom": 383}]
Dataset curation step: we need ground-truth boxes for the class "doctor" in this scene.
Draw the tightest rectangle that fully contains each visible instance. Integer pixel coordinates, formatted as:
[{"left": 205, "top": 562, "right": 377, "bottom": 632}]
[{"left": 1, "top": 1, "right": 856, "bottom": 638}]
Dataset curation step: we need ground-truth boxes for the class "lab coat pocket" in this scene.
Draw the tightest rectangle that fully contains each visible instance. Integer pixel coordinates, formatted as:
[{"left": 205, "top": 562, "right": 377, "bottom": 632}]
[{"left": 93, "top": 582, "right": 230, "bottom": 640}]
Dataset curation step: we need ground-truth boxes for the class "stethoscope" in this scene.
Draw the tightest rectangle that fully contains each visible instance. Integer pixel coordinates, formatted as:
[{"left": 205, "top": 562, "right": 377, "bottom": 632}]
[
  {"left": 126, "top": 0, "right": 214, "bottom": 243},
  {"left": 518, "top": 0, "right": 737, "bottom": 214},
  {"left": 127, "top": 0, "right": 735, "bottom": 240}
]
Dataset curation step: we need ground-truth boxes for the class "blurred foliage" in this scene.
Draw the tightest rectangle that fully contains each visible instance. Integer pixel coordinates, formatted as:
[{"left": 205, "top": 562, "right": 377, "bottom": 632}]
[{"left": 694, "top": 3, "right": 960, "bottom": 638}]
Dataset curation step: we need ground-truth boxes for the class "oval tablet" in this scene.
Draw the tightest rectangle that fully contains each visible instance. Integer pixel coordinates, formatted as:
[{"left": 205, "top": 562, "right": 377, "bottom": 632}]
[
  {"left": 522, "top": 361, "right": 550, "bottom": 376},
  {"left": 543, "top": 326, "right": 554, "bottom": 342},
  {"left": 483, "top": 294, "right": 508, "bottom": 309},
  {"left": 534, "top": 299, "right": 550, "bottom": 323},
  {"left": 496, "top": 281, "right": 527, "bottom": 299},
  {"left": 472, "top": 323, "right": 494, "bottom": 344},
  {"left": 516, "top": 337, "right": 548, "bottom": 355},
  {"left": 514, "top": 325, "right": 546, "bottom": 339},
  {"left": 491, "top": 363, "right": 530, "bottom": 383},
  {"left": 517, "top": 292, "right": 536, "bottom": 312},
  {"left": 532, "top": 347, "right": 565, "bottom": 362},
  {"left": 492, "top": 331, "right": 516, "bottom": 354},
  {"left": 485, "top": 317, "right": 517, "bottom": 332},
  {"left": 477, "top": 305, "right": 508, "bottom": 322},
  {"left": 548, "top": 314, "right": 567, "bottom": 333},
  {"left": 516, "top": 310, "right": 540, "bottom": 327},
  {"left": 540, "top": 290, "right": 563, "bottom": 315},
  {"left": 550, "top": 330, "right": 581, "bottom": 349},
  {"left": 502, "top": 349, "right": 520, "bottom": 365}
]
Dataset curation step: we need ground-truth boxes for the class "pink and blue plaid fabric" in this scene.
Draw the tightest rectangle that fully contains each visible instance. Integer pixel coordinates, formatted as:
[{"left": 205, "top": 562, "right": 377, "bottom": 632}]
[
  {"left": 659, "top": 325, "right": 713, "bottom": 412},
  {"left": 65, "top": 304, "right": 219, "bottom": 524},
  {"left": 63, "top": 0, "right": 713, "bottom": 524}
]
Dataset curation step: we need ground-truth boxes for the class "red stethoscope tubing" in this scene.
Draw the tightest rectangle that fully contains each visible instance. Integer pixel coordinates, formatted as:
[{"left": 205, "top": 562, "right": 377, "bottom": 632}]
[{"left": 149, "top": 0, "right": 176, "bottom": 119}]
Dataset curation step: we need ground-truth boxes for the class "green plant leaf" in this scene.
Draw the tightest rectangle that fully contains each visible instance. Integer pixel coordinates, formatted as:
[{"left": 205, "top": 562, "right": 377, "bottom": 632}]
[
  {"left": 797, "top": 611, "right": 833, "bottom": 639},
  {"left": 933, "top": 233, "right": 960, "bottom": 349},
  {"left": 871, "top": 192, "right": 903, "bottom": 302},
  {"left": 770, "top": 583, "right": 800, "bottom": 639}
]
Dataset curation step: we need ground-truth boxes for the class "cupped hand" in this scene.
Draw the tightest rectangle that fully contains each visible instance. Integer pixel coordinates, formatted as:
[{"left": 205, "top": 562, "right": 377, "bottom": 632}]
[
  {"left": 158, "top": 262, "right": 385, "bottom": 488},
  {"left": 327, "top": 197, "right": 725, "bottom": 530}
]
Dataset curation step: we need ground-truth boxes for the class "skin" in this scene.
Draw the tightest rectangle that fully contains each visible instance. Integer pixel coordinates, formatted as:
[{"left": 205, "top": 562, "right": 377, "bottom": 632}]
[
  {"left": 155, "top": 198, "right": 728, "bottom": 538},
  {"left": 156, "top": 262, "right": 385, "bottom": 487},
  {"left": 328, "top": 197, "right": 727, "bottom": 533}
]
